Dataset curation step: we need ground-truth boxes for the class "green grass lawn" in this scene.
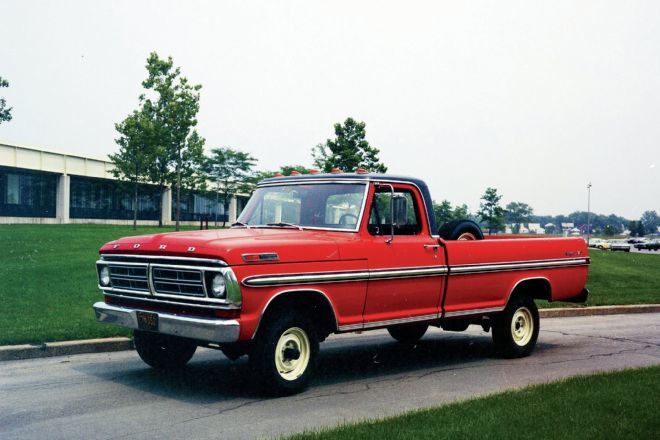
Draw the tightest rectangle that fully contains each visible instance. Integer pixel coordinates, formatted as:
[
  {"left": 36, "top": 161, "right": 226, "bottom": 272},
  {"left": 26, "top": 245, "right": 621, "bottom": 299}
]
[
  {"left": 581, "top": 249, "right": 660, "bottom": 307},
  {"left": 0, "top": 225, "right": 658, "bottom": 344},
  {"left": 286, "top": 366, "right": 660, "bottom": 440},
  {"left": 0, "top": 224, "right": 200, "bottom": 345}
]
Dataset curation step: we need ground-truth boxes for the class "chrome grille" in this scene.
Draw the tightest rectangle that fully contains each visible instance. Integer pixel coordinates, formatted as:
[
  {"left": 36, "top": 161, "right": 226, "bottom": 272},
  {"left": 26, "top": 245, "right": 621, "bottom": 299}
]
[
  {"left": 108, "top": 265, "right": 149, "bottom": 292},
  {"left": 152, "top": 267, "right": 205, "bottom": 297}
]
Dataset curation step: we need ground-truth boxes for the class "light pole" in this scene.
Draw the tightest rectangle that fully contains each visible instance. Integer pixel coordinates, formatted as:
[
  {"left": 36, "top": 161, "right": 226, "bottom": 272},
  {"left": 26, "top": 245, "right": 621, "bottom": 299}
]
[{"left": 586, "top": 182, "right": 592, "bottom": 245}]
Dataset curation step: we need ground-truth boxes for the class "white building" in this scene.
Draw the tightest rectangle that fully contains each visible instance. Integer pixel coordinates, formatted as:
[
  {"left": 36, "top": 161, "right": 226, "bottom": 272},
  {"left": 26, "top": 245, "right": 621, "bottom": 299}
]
[{"left": 0, "top": 141, "right": 248, "bottom": 225}]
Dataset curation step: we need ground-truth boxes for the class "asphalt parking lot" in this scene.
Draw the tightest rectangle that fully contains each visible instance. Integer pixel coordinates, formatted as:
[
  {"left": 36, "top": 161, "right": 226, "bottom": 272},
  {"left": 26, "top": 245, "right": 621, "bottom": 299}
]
[{"left": 2, "top": 313, "right": 659, "bottom": 440}]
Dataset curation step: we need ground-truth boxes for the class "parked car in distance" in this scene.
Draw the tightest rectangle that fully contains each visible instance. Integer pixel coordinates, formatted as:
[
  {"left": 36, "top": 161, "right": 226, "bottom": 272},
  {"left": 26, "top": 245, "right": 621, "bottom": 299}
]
[
  {"left": 636, "top": 239, "right": 660, "bottom": 251},
  {"left": 588, "top": 239, "right": 610, "bottom": 250},
  {"left": 610, "top": 241, "right": 631, "bottom": 252},
  {"left": 627, "top": 238, "right": 647, "bottom": 244}
]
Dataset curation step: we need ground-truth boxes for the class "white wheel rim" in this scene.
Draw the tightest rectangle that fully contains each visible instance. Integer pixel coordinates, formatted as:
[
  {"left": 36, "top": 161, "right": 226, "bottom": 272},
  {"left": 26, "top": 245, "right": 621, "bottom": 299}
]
[
  {"left": 274, "top": 327, "right": 310, "bottom": 381},
  {"left": 457, "top": 232, "right": 477, "bottom": 240},
  {"left": 511, "top": 307, "right": 534, "bottom": 346}
]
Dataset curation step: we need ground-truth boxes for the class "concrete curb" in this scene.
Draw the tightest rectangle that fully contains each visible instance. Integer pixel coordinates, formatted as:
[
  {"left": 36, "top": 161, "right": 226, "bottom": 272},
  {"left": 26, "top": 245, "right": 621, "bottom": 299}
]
[
  {"left": 539, "top": 304, "right": 660, "bottom": 318},
  {"left": 0, "top": 337, "right": 133, "bottom": 361},
  {"left": 1, "top": 304, "right": 659, "bottom": 361}
]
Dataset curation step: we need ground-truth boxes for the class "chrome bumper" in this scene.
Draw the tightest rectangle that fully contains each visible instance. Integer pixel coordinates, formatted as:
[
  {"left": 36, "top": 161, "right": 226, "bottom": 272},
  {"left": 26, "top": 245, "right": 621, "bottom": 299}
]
[{"left": 93, "top": 302, "right": 240, "bottom": 343}]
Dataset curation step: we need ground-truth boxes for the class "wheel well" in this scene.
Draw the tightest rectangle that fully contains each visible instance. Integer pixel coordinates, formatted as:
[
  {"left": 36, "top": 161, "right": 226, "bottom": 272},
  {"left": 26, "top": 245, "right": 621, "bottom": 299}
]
[
  {"left": 508, "top": 278, "right": 552, "bottom": 303},
  {"left": 258, "top": 290, "right": 338, "bottom": 341}
]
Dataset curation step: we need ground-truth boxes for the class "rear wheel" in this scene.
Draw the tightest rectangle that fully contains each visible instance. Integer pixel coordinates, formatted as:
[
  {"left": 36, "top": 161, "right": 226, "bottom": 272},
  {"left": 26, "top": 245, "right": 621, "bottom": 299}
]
[
  {"left": 133, "top": 330, "right": 197, "bottom": 369},
  {"left": 250, "top": 311, "right": 319, "bottom": 395},
  {"left": 492, "top": 296, "right": 539, "bottom": 358},
  {"left": 387, "top": 324, "right": 429, "bottom": 344}
]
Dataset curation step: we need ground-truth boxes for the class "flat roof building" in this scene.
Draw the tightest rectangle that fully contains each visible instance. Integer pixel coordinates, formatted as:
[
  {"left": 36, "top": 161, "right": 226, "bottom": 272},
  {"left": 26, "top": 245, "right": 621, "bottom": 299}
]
[{"left": 0, "top": 141, "right": 248, "bottom": 225}]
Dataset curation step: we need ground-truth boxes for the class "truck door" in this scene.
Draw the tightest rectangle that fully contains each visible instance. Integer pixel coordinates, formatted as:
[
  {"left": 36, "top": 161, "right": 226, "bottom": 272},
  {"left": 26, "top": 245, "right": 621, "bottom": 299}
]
[{"left": 362, "top": 183, "right": 446, "bottom": 326}]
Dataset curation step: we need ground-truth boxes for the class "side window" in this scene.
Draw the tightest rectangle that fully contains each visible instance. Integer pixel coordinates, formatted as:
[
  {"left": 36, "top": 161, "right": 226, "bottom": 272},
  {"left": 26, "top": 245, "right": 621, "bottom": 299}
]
[{"left": 368, "top": 189, "right": 420, "bottom": 236}]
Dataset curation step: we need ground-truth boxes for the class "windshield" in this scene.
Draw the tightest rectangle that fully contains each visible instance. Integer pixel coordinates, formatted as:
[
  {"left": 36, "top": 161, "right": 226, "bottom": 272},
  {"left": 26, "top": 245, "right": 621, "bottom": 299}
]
[{"left": 237, "top": 183, "right": 367, "bottom": 231}]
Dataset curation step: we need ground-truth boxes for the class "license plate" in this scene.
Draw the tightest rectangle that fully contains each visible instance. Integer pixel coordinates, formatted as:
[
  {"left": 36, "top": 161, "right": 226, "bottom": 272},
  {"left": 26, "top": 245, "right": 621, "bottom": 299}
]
[{"left": 136, "top": 311, "right": 159, "bottom": 331}]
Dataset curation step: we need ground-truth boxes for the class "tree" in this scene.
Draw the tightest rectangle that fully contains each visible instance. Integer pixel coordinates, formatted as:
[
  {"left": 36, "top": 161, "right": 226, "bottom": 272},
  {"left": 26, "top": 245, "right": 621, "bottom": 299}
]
[
  {"left": 603, "top": 224, "right": 616, "bottom": 236},
  {"left": 505, "top": 202, "right": 534, "bottom": 234},
  {"left": 640, "top": 210, "right": 658, "bottom": 235},
  {"left": 433, "top": 200, "right": 453, "bottom": 229},
  {"left": 453, "top": 204, "right": 471, "bottom": 220},
  {"left": 109, "top": 110, "right": 155, "bottom": 229},
  {"left": 312, "top": 117, "right": 387, "bottom": 173},
  {"left": 204, "top": 147, "right": 257, "bottom": 227},
  {"left": 0, "top": 76, "right": 12, "bottom": 124},
  {"left": 477, "top": 187, "right": 505, "bottom": 234},
  {"left": 139, "top": 52, "right": 205, "bottom": 231},
  {"left": 279, "top": 164, "right": 310, "bottom": 175}
]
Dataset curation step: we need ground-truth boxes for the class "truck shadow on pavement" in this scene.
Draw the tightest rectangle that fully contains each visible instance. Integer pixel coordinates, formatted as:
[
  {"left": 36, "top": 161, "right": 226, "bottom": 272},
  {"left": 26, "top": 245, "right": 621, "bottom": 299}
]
[{"left": 76, "top": 331, "right": 556, "bottom": 402}]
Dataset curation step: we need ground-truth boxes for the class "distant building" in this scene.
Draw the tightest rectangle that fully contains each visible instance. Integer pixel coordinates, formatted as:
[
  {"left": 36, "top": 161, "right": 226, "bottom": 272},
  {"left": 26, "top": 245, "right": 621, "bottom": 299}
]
[{"left": 0, "top": 141, "right": 249, "bottom": 225}]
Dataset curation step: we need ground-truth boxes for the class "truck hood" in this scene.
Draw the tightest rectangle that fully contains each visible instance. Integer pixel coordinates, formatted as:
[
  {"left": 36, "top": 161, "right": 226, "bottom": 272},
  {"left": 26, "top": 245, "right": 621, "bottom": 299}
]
[{"left": 99, "top": 227, "right": 343, "bottom": 265}]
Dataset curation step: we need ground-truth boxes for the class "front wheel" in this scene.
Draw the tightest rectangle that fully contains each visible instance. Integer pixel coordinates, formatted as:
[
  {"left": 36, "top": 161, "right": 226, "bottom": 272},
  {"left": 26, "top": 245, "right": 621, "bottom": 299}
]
[
  {"left": 250, "top": 311, "right": 319, "bottom": 395},
  {"left": 492, "top": 296, "right": 539, "bottom": 358},
  {"left": 133, "top": 330, "right": 197, "bottom": 369}
]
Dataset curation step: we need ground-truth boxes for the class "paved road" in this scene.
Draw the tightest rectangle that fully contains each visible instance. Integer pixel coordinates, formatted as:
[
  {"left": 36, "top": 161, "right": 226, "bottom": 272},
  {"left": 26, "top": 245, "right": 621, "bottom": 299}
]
[{"left": 2, "top": 313, "right": 659, "bottom": 440}]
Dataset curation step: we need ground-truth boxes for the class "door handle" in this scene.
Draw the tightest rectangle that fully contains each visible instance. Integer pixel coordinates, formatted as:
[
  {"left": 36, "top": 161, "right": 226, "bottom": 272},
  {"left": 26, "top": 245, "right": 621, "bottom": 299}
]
[{"left": 423, "top": 244, "right": 440, "bottom": 249}]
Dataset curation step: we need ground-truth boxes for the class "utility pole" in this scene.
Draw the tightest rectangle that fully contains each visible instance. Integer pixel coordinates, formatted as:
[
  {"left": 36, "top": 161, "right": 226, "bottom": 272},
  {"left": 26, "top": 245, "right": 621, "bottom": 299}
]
[{"left": 586, "top": 182, "right": 592, "bottom": 245}]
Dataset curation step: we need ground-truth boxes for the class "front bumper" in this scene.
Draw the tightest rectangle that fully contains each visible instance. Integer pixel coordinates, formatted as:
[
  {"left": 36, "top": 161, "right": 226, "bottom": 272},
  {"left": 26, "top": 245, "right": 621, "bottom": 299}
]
[{"left": 93, "top": 302, "right": 240, "bottom": 343}]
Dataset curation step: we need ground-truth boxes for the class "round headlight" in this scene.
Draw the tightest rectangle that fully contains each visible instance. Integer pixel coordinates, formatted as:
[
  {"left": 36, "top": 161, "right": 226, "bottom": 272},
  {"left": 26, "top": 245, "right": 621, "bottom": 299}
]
[
  {"left": 210, "top": 274, "right": 226, "bottom": 298},
  {"left": 99, "top": 266, "right": 111, "bottom": 286}
]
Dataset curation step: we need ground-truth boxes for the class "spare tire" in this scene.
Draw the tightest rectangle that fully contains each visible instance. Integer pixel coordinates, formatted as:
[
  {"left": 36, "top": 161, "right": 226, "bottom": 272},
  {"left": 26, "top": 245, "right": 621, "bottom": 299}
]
[{"left": 438, "top": 219, "right": 484, "bottom": 240}]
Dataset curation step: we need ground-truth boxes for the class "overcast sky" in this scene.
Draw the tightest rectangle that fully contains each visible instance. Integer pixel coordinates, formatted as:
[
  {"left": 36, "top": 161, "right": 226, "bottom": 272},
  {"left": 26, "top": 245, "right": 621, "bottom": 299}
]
[{"left": 1, "top": 1, "right": 658, "bottom": 218}]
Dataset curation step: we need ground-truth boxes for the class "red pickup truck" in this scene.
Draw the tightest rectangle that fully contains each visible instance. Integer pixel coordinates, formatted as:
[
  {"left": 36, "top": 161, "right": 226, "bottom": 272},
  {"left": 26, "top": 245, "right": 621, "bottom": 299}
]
[{"left": 93, "top": 172, "right": 589, "bottom": 394}]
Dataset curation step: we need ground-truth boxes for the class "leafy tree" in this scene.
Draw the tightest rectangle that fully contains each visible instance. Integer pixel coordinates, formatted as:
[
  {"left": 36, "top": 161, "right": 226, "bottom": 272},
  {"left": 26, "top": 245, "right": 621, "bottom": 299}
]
[
  {"left": 453, "top": 204, "right": 471, "bottom": 220},
  {"left": 279, "top": 164, "right": 310, "bottom": 175},
  {"left": 640, "top": 210, "right": 658, "bottom": 235},
  {"left": 313, "top": 117, "right": 387, "bottom": 173},
  {"left": 603, "top": 224, "right": 616, "bottom": 236},
  {"left": 204, "top": 147, "right": 257, "bottom": 227},
  {"left": 139, "top": 52, "right": 206, "bottom": 230},
  {"left": 109, "top": 109, "right": 155, "bottom": 229},
  {"left": 477, "top": 187, "right": 505, "bottom": 234},
  {"left": 505, "top": 202, "right": 534, "bottom": 234},
  {"left": 0, "top": 76, "right": 12, "bottom": 124},
  {"left": 433, "top": 200, "right": 453, "bottom": 229}
]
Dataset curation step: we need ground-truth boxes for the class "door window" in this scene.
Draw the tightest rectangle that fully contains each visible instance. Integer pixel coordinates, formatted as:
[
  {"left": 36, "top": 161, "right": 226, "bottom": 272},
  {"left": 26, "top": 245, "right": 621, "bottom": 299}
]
[{"left": 368, "top": 189, "right": 421, "bottom": 236}]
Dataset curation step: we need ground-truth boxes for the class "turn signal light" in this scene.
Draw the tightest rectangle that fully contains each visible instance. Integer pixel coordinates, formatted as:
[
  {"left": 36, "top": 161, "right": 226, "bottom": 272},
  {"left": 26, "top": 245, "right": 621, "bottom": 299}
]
[
  {"left": 290, "top": 171, "right": 301, "bottom": 176},
  {"left": 274, "top": 172, "right": 283, "bottom": 177},
  {"left": 309, "top": 169, "right": 320, "bottom": 174},
  {"left": 356, "top": 168, "right": 368, "bottom": 174},
  {"left": 331, "top": 168, "right": 342, "bottom": 174}
]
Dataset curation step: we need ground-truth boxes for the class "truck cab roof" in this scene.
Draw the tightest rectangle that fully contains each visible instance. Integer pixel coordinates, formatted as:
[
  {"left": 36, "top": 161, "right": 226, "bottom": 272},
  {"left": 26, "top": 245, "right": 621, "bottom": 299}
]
[{"left": 259, "top": 172, "right": 437, "bottom": 234}]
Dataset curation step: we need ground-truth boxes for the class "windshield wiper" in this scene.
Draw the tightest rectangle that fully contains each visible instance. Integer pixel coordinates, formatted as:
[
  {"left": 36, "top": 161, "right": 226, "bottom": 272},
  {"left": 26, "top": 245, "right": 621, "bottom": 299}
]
[
  {"left": 231, "top": 221, "right": 250, "bottom": 228},
  {"left": 266, "top": 222, "right": 303, "bottom": 230}
]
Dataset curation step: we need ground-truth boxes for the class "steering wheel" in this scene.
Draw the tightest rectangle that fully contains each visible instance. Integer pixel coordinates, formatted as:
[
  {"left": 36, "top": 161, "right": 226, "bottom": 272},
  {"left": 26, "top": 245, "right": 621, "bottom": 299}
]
[{"left": 338, "top": 213, "right": 358, "bottom": 225}]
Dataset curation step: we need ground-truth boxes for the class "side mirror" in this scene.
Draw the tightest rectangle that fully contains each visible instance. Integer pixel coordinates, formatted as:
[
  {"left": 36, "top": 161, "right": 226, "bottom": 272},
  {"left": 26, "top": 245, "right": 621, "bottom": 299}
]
[{"left": 392, "top": 195, "right": 408, "bottom": 225}]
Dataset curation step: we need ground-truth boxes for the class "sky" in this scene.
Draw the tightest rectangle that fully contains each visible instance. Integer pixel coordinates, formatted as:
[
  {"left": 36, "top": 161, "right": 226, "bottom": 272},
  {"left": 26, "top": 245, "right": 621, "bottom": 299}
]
[{"left": 1, "top": 0, "right": 658, "bottom": 219}]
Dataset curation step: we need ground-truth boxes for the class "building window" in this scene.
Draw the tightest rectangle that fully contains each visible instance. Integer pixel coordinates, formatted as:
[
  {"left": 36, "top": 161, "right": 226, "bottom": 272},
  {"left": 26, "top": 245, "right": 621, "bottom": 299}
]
[
  {"left": 0, "top": 166, "right": 58, "bottom": 218},
  {"left": 173, "top": 189, "right": 227, "bottom": 222},
  {"left": 69, "top": 175, "right": 160, "bottom": 220}
]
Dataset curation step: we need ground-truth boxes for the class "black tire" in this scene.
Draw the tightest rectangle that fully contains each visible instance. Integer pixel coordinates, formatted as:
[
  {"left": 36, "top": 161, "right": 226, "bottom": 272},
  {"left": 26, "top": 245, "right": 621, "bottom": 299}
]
[
  {"left": 133, "top": 330, "right": 197, "bottom": 370},
  {"left": 438, "top": 219, "right": 484, "bottom": 240},
  {"left": 249, "top": 311, "right": 319, "bottom": 395},
  {"left": 387, "top": 324, "right": 429, "bottom": 344},
  {"left": 492, "top": 296, "right": 539, "bottom": 358}
]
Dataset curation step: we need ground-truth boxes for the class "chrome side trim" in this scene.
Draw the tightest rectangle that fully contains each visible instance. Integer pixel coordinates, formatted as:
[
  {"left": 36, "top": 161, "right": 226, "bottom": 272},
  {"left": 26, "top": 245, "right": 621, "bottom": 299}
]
[
  {"left": 242, "top": 266, "right": 448, "bottom": 287},
  {"left": 443, "top": 306, "right": 504, "bottom": 318},
  {"left": 449, "top": 258, "right": 589, "bottom": 275},
  {"left": 338, "top": 313, "right": 439, "bottom": 332}
]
